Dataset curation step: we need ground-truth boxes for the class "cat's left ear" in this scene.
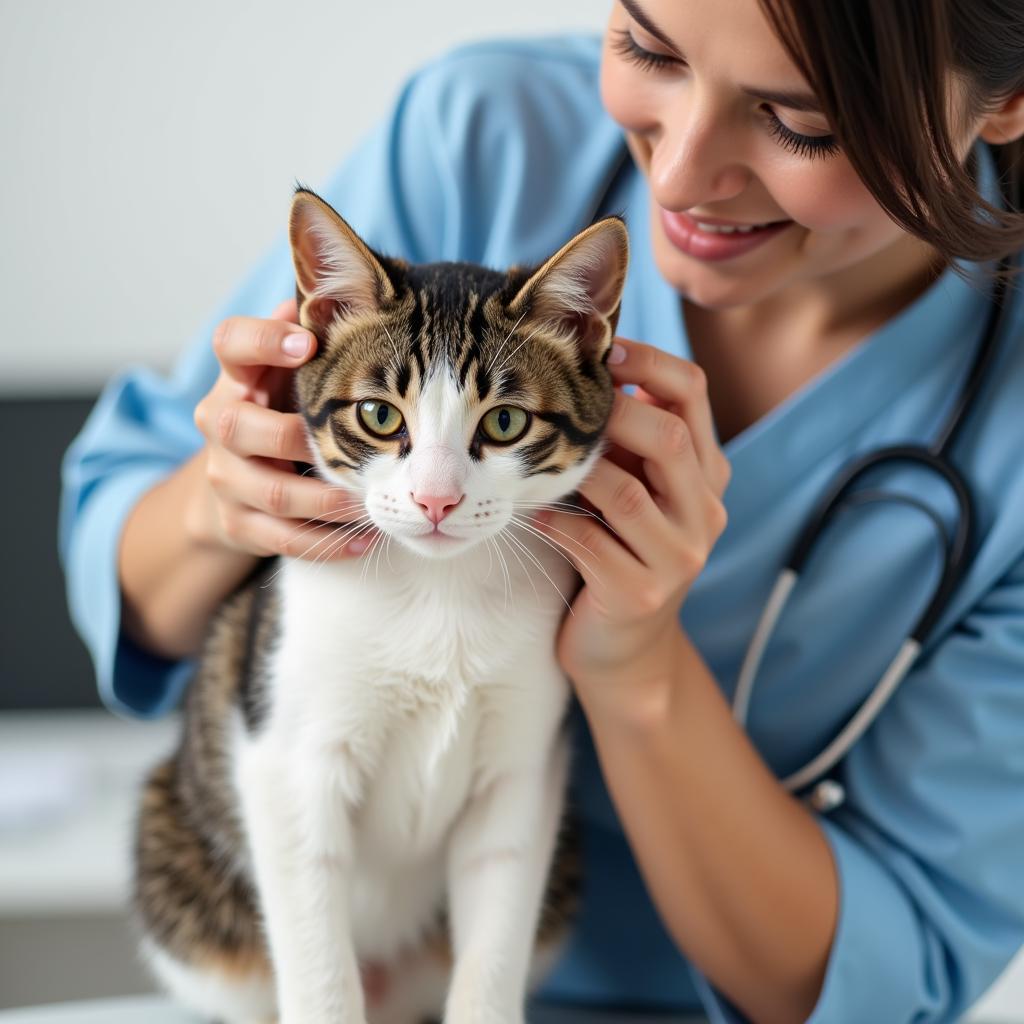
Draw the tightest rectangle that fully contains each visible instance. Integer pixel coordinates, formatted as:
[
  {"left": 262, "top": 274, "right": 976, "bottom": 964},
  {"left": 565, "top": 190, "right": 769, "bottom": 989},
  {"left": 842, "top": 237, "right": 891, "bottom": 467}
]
[
  {"left": 507, "top": 216, "right": 629, "bottom": 360},
  {"left": 289, "top": 188, "right": 396, "bottom": 338}
]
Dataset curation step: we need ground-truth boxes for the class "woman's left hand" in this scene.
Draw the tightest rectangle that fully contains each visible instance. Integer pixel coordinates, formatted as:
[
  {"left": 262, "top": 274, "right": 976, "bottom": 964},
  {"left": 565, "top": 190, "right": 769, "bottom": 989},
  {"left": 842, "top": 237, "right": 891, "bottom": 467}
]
[{"left": 537, "top": 337, "right": 732, "bottom": 710}]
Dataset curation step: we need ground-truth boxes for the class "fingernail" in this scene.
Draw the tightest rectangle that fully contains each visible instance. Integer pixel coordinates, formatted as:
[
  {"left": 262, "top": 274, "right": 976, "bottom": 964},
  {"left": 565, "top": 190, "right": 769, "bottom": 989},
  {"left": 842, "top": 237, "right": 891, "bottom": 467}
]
[
  {"left": 283, "top": 334, "right": 310, "bottom": 358},
  {"left": 608, "top": 343, "right": 627, "bottom": 365},
  {"left": 535, "top": 510, "right": 553, "bottom": 526},
  {"left": 349, "top": 537, "right": 371, "bottom": 555}
]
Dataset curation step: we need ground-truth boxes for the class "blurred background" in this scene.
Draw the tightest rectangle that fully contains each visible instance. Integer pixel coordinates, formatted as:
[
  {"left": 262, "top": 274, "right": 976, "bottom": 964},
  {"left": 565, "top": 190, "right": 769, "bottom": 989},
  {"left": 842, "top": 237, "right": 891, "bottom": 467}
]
[{"left": 0, "top": 0, "right": 1021, "bottom": 1019}]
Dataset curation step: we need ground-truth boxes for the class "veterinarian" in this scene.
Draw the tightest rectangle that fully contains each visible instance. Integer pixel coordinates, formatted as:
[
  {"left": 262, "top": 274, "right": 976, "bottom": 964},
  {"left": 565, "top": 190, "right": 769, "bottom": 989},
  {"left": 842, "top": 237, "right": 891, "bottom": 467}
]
[{"left": 60, "top": 1, "right": 1024, "bottom": 1021}]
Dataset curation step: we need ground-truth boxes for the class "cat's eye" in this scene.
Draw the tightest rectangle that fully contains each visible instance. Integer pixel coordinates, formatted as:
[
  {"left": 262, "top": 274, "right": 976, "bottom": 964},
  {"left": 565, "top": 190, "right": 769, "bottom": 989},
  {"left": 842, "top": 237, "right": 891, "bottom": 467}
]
[
  {"left": 480, "top": 406, "right": 529, "bottom": 444},
  {"left": 357, "top": 400, "right": 405, "bottom": 438}
]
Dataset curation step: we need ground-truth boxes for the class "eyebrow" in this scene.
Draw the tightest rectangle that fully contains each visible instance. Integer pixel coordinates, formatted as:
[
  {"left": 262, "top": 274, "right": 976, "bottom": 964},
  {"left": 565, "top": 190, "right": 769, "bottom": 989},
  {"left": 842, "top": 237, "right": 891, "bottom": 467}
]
[{"left": 618, "top": 0, "right": 824, "bottom": 113}]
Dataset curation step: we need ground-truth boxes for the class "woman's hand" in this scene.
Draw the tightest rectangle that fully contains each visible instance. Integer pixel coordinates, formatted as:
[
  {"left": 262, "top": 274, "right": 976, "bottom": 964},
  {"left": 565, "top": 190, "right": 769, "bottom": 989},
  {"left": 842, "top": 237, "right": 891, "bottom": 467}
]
[
  {"left": 189, "top": 299, "right": 378, "bottom": 561},
  {"left": 537, "top": 337, "right": 731, "bottom": 716}
]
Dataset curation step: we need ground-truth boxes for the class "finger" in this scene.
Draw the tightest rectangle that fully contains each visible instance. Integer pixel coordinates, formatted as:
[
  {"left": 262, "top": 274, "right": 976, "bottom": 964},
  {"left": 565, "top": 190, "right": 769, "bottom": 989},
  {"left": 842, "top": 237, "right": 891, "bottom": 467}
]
[
  {"left": 574, "top": 456, "right": 687, "bottom": 570},
  {"left": 269, "top": 298, "right": 299, "bottom": 323},
  {"left": 208, "top": 450, "right": 365, "bottom": 525},
  {"left": 533, "top": 501, "right": 646, "bottom": 612},
  {"left": 213, "top": 316, "right": 316, "bottom": 389},
  {"left": 227, "top": 506, "right": 378, "bottom": 561},
  {"left": 203, "top": 401, "right": 315, "bottom": 463},
  {"left": 604, "top": 391, "right": 706, "bottom": 525},
  {"left": 606, "top": 338, "right": 722, "bottom": 491}
]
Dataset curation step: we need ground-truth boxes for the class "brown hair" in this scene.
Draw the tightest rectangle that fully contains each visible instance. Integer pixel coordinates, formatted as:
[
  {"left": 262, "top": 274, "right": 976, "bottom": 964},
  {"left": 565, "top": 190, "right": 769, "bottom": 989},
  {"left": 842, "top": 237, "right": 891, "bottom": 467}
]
[{"left": 758, "top": 0, "right": 1024, "bottom": 274}]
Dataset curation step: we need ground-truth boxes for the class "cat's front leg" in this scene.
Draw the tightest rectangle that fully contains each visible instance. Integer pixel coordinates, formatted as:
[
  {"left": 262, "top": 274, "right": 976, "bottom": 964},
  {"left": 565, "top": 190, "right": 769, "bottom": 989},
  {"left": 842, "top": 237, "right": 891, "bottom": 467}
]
[
  {"left": 443, "top": 739, "right": 569, "bottom": 1024},
  {"left": 237, "top": 735, "right": 367, "bottom": 1024}
]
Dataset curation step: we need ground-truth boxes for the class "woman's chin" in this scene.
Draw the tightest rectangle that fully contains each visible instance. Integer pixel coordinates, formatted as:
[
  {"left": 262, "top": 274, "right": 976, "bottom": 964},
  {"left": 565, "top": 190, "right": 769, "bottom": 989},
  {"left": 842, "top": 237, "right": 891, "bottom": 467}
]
[{"left": 653, "top": 239, "right": 788, "bottom": 312}]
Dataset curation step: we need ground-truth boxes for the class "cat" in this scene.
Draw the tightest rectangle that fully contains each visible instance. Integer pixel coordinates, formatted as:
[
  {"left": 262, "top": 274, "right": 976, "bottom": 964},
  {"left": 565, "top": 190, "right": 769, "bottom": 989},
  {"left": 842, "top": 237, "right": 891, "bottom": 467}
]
[{"left": 132, "top": 186, "right": 629, "bottom": 1024}]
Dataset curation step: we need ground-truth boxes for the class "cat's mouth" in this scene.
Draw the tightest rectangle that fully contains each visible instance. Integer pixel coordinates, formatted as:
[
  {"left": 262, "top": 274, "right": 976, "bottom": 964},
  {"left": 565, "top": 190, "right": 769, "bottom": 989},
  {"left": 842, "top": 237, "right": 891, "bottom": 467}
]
[
  {"left": 422, "top": 526, "right": 462, "bottom": 543},
  {"left": 397, "top": 525, "right": 473, "bottom": 558}
]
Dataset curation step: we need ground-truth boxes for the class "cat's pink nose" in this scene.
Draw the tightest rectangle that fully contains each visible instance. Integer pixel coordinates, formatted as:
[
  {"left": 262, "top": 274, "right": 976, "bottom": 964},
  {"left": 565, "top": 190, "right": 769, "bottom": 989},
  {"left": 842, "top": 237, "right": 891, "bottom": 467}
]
[{"left": 412, "top": 491, "right": 464, "bottom": 525}]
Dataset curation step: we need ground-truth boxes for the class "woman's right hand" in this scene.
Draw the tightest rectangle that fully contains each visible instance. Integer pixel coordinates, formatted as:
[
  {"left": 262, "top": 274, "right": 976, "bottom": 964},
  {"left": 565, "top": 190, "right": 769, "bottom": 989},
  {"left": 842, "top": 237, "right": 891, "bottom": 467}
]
[{"left": 190, "top": 299, "right": 378, "bottom": 561}]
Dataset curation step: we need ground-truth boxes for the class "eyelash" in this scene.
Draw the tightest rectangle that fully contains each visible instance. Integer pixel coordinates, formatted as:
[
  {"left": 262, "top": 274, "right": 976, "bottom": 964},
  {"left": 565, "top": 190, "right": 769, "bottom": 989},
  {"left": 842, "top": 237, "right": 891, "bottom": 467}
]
[{"left": 610, "top": 28, "right": 840, "bottom": 161}]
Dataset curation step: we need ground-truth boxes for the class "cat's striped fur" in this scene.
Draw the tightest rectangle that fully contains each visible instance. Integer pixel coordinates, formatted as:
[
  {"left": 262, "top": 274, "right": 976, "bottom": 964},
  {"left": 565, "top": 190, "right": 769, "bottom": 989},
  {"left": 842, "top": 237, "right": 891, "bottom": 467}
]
[{"left": 132, "top": 188, "right": 628, "bottom": 1024}]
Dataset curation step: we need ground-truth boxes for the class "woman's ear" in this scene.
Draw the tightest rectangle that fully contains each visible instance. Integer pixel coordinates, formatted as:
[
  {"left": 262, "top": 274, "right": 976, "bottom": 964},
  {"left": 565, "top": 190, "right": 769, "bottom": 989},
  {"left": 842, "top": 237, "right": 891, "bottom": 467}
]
[{"left": 978, "top": 91, "right": 1024, "bottom": 145}]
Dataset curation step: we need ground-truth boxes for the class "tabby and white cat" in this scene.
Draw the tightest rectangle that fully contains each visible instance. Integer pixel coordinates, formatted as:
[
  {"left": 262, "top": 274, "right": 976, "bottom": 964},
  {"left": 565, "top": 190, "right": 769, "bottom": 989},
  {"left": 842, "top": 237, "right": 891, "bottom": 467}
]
[{"left": 132, "top": 188, "right": 629, "bottom": 1024}]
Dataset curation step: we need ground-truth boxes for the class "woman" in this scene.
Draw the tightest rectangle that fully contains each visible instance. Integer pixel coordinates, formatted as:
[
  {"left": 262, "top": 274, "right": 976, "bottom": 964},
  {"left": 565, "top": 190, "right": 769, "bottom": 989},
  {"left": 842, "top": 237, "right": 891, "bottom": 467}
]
[{"left": 60, "top": 1, "right": 1024, "bottom": 1021}]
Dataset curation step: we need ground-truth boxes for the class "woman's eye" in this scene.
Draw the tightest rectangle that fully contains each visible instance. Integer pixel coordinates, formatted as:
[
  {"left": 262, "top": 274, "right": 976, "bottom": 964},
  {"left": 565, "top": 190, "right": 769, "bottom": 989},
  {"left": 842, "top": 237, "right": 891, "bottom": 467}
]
[
  {"left": 764, "top": 108, "right": 840, "bottom": 160},
  {"left": 358, "top": 400, "right": 404, "bottom": 438},
  {"left": 612, "top": 25, "right": 840, "bottom": 162},
  {"left": 610, "top": 28, "right": 679, "bottom": 72},
  {"left": 480, "top": 406, "right": 529, "bottom": 444}
]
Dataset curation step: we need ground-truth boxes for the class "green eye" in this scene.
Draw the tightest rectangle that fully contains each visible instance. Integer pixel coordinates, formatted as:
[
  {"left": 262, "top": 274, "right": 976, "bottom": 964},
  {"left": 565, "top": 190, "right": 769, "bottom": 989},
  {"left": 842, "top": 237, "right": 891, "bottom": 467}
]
[
  {"left": 358, "top": 400, "right": 404, "bottom": 438},
  {"left": 481, "top": 406, "right": 529, "bottom": 444}
]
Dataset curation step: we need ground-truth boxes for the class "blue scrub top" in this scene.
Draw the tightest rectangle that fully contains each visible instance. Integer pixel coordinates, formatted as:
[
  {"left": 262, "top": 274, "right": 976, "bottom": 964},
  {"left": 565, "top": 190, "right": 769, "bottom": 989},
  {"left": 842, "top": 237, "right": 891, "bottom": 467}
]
[{"left": 59, "top": 34, "right": 1024, "bottom": 1024}]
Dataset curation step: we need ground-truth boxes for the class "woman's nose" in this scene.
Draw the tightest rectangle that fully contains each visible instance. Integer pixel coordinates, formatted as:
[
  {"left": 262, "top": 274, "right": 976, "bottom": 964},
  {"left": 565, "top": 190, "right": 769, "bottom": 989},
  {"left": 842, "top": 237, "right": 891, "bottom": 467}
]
[{"left": 648, "top": 96, "right": 750, "bottom": 211}]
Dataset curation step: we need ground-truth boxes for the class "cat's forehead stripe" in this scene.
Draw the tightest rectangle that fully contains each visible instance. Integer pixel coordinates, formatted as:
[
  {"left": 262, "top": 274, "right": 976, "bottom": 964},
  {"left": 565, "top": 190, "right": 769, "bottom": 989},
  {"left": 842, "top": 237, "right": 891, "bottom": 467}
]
[{"left": 296, "top": 258, "right": 615, "bottom": 475}]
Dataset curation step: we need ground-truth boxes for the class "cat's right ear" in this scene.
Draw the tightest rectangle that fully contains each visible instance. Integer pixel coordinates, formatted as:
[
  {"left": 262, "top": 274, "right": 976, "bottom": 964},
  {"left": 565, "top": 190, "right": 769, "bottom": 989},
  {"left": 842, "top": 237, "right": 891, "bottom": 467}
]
[
  {"left": 505, "top": 216, "right": 630, "bottom": 363},
  {"left": 288, "top": 188, "right": 396, "bottom": 338}
]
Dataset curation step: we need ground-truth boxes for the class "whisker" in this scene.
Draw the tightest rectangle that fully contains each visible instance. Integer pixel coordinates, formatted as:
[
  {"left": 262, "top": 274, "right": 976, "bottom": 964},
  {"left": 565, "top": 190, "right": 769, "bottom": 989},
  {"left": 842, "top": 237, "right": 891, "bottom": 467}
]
[
  {"left": 491, "top": 533, "right": 512, "bottom": 611},
  {"left": 509, "top": 515, "right": 606, "bottom": 591},
  {"left": 306, "top": 515, "right": 373, "bottom": 557},
  {"left": 512, "top": 501, "right": 620, "bottom": 538},
  {"left": 486, "top": 307, "right": 530, "bottom": 373},
  {"left": 259, "top": 517, "right": 368, "bottom": 588},
  {"left": 379, "top": 319, "right": 405, "bottom": 382},
  {"left": 495, "top": 530, "right": 537, "bottom": 608},
  {"left": 373, "top": 530, "right": 389, "bottom": 582},
  {"left": 287, "top": 503, "right": 369, "bottom": 537},
  {"left": 492, "top": 323, "right": 545, "bottom": 380},
  {"left": 483, "top": 532, "right": 494, "bottom": 582},
  {"left": 313, "top": 521, "right": 375, "bottom": 579},
  {"left": 512, "top": 500, "right": 590, "bottom": 511},
  {"left": 501, "top": 528, "right": 576, "bottom": 617},
  {"left": 309, "top": 518, "right": 376, "bottom": 575},
  {"left": 360, "top": 528, "right": 388, "bottom": 586}
]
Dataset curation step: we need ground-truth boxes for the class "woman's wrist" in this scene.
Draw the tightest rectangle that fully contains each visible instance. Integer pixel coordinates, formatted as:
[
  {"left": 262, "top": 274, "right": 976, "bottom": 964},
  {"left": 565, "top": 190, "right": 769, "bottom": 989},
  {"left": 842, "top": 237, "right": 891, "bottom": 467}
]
[
  {"left": 119, "top": 448, "right": 259, "bottom": 660},
  {"left": 569, "top": 620, "right": 685, "bottom": 734}
]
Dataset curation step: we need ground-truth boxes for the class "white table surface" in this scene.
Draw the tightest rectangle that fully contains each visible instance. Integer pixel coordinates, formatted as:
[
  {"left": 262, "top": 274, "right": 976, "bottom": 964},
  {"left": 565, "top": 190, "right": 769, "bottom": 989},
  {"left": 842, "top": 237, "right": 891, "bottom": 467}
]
[
  {"left": 0, "top": 713, "right": 1019, "bottom": 1022},
  {"left": 0, "top": 998, "right": 711, "bottom": 1024},
  {"left": 0, "top": 999, "right": 191, "bottom": 1024},
  {"left": 3, "top": 995, "right": 1023, "bottom": 1024},
  {"left": 0, "top": 711, "right": 178, "bottom": 916}
]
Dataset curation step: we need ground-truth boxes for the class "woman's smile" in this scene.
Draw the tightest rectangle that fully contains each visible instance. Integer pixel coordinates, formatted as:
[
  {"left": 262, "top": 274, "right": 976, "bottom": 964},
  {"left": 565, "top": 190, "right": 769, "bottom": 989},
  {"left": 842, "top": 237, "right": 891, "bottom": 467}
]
[{"left": 660, "top": 207, "right": 794, "bottom": 261}]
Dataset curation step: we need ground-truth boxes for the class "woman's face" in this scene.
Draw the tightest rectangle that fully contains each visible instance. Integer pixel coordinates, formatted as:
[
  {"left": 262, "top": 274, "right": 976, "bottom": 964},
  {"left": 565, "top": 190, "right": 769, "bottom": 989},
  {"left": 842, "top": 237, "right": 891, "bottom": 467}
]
[{"left": 600, "top": 0, "right": 945, "bottom": 312}]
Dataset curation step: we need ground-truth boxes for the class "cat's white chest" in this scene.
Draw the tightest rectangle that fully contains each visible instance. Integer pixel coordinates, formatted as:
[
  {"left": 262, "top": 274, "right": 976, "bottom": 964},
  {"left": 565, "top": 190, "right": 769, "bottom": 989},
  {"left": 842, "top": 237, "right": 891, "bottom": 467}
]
[
  {"left": 276, "top": 539, "right": 573, "bottom": 688},
  {"left": 355, "top": 688, "right": 477, "bottom": 856}
]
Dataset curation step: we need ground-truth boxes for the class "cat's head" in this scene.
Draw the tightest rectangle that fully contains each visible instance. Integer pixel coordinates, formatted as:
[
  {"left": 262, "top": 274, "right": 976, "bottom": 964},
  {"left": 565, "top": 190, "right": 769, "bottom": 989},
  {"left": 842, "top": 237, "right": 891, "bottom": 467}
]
[{"left": 288, "top": 187, "right": 628, "bottom": 561}]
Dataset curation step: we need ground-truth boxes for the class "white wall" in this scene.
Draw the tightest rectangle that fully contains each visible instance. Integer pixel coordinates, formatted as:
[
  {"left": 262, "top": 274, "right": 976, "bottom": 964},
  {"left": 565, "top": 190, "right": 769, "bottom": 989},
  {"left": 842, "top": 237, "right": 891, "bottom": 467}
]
[{"left": 0, "top": 0, "right": 606, "bottom": 396}]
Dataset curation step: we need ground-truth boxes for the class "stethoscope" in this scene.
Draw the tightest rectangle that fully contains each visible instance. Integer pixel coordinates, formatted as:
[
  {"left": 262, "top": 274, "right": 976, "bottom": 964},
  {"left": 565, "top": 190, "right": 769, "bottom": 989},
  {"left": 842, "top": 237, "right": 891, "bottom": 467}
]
[{"left": 732, "top": 241, "right": 1018, "bottom": 815}]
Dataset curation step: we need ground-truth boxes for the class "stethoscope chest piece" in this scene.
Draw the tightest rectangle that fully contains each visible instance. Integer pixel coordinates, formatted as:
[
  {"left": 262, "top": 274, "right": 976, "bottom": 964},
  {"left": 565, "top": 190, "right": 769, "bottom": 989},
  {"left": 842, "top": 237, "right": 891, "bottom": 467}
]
[{"left": 804, "top": 779, "right": 846, "bottom": 814}]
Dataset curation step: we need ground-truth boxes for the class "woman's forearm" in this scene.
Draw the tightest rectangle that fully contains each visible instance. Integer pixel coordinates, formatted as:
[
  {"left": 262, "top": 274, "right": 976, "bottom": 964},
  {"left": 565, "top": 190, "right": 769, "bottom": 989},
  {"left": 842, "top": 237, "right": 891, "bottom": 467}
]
[
  {"left": 118, "top": 449, "right": 259, "bottom": 661},
  {"left": 574, "top": 629, "right": 838, "bottom": 1024}
]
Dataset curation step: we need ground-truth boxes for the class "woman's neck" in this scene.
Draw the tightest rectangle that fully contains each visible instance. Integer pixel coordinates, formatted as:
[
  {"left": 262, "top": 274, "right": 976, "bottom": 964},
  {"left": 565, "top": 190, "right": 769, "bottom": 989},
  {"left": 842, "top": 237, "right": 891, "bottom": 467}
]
[
  {"left": 691, "top": 232, "right": 945, "bottom": 354},
  {"left": 683, "top": 233, "right": 947, "bottom": 445}
]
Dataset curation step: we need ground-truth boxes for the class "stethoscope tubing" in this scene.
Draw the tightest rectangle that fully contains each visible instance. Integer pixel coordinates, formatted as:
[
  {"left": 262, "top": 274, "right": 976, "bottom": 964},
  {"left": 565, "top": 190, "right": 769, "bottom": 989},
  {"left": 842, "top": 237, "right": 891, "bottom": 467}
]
[{"left": 732, "top": 244, "right": 1017, "bottom": 813}]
